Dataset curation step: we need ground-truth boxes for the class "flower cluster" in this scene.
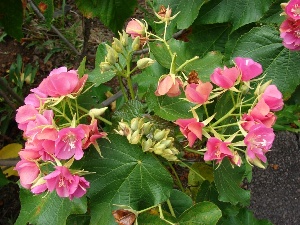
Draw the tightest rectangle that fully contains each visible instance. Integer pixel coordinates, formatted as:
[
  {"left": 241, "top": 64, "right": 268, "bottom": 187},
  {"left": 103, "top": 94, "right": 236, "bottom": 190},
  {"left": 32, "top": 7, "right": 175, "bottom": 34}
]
[
  {"left": 15, "top": 67, "right": 107, "bottom": 200},
  {"left": 115, "top": 117, "right": 179, "bottom": 161},
  {"left": 170, "top": 58, "right": 284, "bottom": 168},
  {"left": 280, "top": 0, "right": 300, "bottom": 50}
]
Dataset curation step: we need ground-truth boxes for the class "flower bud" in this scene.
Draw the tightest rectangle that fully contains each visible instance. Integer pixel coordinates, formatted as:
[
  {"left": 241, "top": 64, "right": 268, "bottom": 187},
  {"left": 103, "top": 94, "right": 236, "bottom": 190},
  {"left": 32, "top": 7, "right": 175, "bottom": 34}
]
[
  {"left": 130, "top": 118, "right": 140, "bottom": 131},
  {"left": 142, "top": 122, "right": 152, "bottom": 135},
  {"left": 137, "top": 58, "right": 155, "bottom": 69},
  {"left": 100, "top": 61, "right": 112, "bottom": 73},
  {"left": 118, "top": 121, "right": 131, "bottom": 136},
  {"left": 255, "top": 80, "right": 272, "bottom": 96},
  {"left": 154, "top": 129, "right": 169, "bottom": 141},
  {"left": 106, "top": 44, "right": 119, "bottom": 65},
  {"left": 160, "top": 139, "right": 173, "bottom": 148},
  {"left": 247, "top": 156, "right": 265, "bottom": 169},
  {"left": 89, "top": 107, "right": 108, "bottom": 117},
  {"left": 132, "top": 36, "right": 140, "bottom": 51},
  {"left": 112, "top": 37, "right": 123, "bottom": 53},
  {"left": 119, "top": 30, "right": 128, "bottom": 46},
  {"left": 130, "top": 130, "right": 141, "bottom": 144},
  {"left": 240, "top": 83, "right": 249, "bottom": 95},
  {"left": 142, "top": 139, "right": 153, "bottom": 152}
]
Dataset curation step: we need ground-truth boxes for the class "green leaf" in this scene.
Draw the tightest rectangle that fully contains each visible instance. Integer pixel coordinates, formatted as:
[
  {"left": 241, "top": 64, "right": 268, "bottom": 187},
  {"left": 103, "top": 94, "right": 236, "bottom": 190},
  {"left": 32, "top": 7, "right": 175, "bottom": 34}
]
[
  {"left": 33, "top": 0, "right": 54, "bottom": 27},
  {"left": 15, "top": 189, "right": 87, "bottom": 225},
  {"left": 213, "top": 158, "right": 250, "bottom": 206},
  {"left": 0, "top": 169, "right": 9, "bottom": 187},
  {"left": 146, "top": 92, "right": 194, "bottom": 121},
  {"left": 259, "top": 0, "right": 286, "bottom": 25},
  {"left": 154, "top": 0, "right": 205, "bottom": 29},
  {"left": 88, "top": 43, "right": 116, "bottom": 86},
  {"left": 113, "top": 99, "right": 146, "bottom": 123},
  {"left": 230, "top": 25, "right": 300, "bottom": 99},
  {"left": 75, "top": 0, "right": 137, "bottom": 33},
  {"left": 138, "top": 210, "right": 175, "bottom": 225},
  {"left": 168, "top": 189, "right": 193, "bottom": 217},
  {"left": 0, "top": 0, "right": 23, "bottom": 40},
  {"left": 219, "top": 208, "right": 273, "bottom": 225},
  {"left": 77, "top": 56, "right": 86, "bottom": 77},
  {"left": 198, "top": 0, "right": 273, "bottom": 31},
  {"left": 82, "top": 134, "right": 173, "bottom": 224},
  {"left": 66, "top": 214, "right": 90, "bottom": 225},
  {"left": 178, "top": 201, "right": 222, "bottom": 225}
]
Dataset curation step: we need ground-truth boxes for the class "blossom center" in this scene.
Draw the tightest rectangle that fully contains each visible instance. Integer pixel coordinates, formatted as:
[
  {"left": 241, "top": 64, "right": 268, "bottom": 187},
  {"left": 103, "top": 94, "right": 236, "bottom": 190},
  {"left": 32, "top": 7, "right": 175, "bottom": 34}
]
[
  {"left": 59, "top": 177, "right": 65, "bottom": 187},
  {"left": 63, "top": 133, "right": 77, "bottom": 150},
  {"left": 292, "top": 4, "right": 300, "bottom": 16}
]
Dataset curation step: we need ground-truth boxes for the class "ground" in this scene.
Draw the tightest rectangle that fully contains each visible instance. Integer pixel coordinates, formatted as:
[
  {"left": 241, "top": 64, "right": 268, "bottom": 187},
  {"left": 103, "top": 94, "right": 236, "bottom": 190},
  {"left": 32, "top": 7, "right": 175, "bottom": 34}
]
[{"left": 0, "top": 1, "right": 300, "bottom": 225}]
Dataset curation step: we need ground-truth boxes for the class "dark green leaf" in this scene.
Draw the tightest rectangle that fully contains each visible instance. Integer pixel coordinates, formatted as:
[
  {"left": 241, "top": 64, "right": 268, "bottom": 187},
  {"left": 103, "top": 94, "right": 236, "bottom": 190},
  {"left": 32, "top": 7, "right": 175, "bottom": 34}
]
[
  {"left": 0, "top": 0, "right": 23, "bottom": 40},
  {"left": 198, "top": 0, "right": 273, "bottom": 31},
  {"left": 82, "top": 134, "right": 173, "bottom": 224},
  {"left": 15, "top": 189, "right": 87, "bottom": 225},
  {"left": 168, "top": 189, "right": 193, "bottom": 217},
  {"left": 75, "top": 0, "right": 137, "bottom": 33},
  {"left": 230, "top": 25, "right": 300, "bottom": 99},
  {"left": 178, "top": 201, "right": 222, "bottom": 225},
  {"left": 113, "top": 99, "right": 146, "bottom": 122},
  {"left": 214, "top": 158, "right": 250, "bottom": 206},
  {"left": 33, "top": 0, "right": 54, "bottom": 27},
  {"left": 0, "top": 169, "right": 9, "bottom": 187}
]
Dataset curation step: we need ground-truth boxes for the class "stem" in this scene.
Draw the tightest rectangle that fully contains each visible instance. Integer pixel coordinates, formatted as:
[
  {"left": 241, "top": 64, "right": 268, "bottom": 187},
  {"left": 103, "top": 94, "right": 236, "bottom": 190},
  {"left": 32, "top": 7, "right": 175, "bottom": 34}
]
[
  {"left": 176, "top": 56, "right": 199, "bottom": 72},
  {"left": 180, "top": 161, "right": 205, "bottom": 181},
  {"left": 203, "top": 104, "right": 209, "bottom": 118},
  {"left": 230, "top": 91, "right": 236, "bottom": 106},
  {"left": 126, "top": 76, "right": 135, "bottom": 99},
  {"left": 211, "top": 104, "right": 237, "bottom": 127},
  {"left": 184, "top": 148, "right": 205, "bottom": 154},
  {"left": 166, "top": 199, "right": 176, "bottom": 218},
  {"left": 168, "top": 162, "right": 185, "bottom": 192},
  {"left": 117, "top": 75, "right": 129, "bottom": 102}
]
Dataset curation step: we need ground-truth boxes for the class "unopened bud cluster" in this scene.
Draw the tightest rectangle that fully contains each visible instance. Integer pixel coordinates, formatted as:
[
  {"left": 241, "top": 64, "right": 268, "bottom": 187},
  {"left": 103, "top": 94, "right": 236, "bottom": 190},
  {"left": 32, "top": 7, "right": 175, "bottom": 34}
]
[{"left": 115, "top": 117, "right": 179, "bottom": 161}]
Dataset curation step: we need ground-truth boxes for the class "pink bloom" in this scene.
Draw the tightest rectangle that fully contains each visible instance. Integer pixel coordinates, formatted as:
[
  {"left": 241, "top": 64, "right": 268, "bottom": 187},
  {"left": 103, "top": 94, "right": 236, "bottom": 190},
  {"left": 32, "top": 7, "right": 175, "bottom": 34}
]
[
  {"left": 185, "top": 81, "right": 213, "bottom": 104},
  {"left": 210, "top": 66, "right": 239, "bottom": 89},
  {"left": 244, "top": 124, "right": 275, "bottom": 164},
  {"left": 125, "top": 19, "right": 145, "bottom": 38},
  {"left": 262, "top": 85, "right": 284, "bottom": 111},
  {"left": 18, "top": 149, "right": 41, "bottom": 160},
  {"left": 234, "top": 57, "right": 263, "bottom": 81},
  {"left": 15, "top": 105, "right": 39, "bottom": 132},
  {"left": 44, "top": 166, "right": 89, "bottom": 199},
  {"left": 241, "top": 114, "right": 257, "bottom": 131},
  {"left": 175, "top": 118, "right": 204, "bottom": 147},
  {"left": 79, "top": 120, "right": 107, "bottom": 150},
  {"left": 285, "top": 0, "right": 300, "bottom": 21},
  {"left": 55, "top": 127, "right": 85, "bottom": 160},
  {"left": 69, "top": 176, "right": 90, "bottom": 200},
  {"left": 280, "top": 19, "right": 300, "bottom": 50},
  {"left": 155, "top": 75, "right": 183, "bottom": 97},
  {"left": 250, "top": 99, "right": 276, "bottom": 128},
  {"left": 37, "top": 67, "right": 87, "bottom": 97},
  {"left": 15, "top": 159, "right": 40, "bottom": 189},
  {"left": 204, "top": 137, "right": 233, "bottom": 164},
  {"left": 31, "top": 181, "right": 48, "bottom": 194}
]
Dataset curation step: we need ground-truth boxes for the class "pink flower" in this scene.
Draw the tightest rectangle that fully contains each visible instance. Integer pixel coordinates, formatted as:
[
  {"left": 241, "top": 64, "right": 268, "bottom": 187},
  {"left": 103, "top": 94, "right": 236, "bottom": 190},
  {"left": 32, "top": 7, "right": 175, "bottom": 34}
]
[
  {"left": 241, "top": 114, "right": 257, "bottom": 131},
  {"left": 55, "top": 127, "right": 85, "bottom": 160},
  {"left": 280, "top": 19, "right": 300, "bottom": 50},
  {"left": 250, "top": 99, "right": 276, "bottom": 128},
  {"left": 234, "top": 57, "right": 263, "bottom": 81},
  {"left": 37, "top": 67, "right": 88, "bottom": 97},
  {"left": 210, "top": 66, "right": 239, "bottom": 89},
  {"left": 44, "top": 166, "right": 89, "bottom": 200},
  {"left": 15, "top": 159, "right": 40, "bottom": 189},
  {"left": 15, "top": 105, "right": 39, "bottom": 132},
  {"left": 185, "top": 81, "right": 213, "bottom": 104},
  {"left": 262, "top": 85, "right": 284, "bottom": 111},
  {"left": 69, "top": 176, "right": 90, "bottom": 200},
  {"left": 79, "top": 120, "right": 107, "bottom": 150},
  {"left": 285, "top": 0, "right": 300, "bottom": 21},
  {"left": 175, "top": 118, "right": 204, "bottom": 147},
  {"left": 125, "top": 19, "right": 145, "bottom": 38},
  {"left": 244, "top": 124, "right": 275, "bottom": 165},
  {"left": 155, "top": 75, "right": 183, "bottom": 97},
  {"left": 204, "top": 137, "right": 233, "bottom": 164}
]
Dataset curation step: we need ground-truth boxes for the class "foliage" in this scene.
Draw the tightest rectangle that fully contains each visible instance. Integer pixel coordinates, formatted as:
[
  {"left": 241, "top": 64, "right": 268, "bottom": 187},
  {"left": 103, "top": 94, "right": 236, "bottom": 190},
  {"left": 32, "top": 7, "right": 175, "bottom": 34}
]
[{"left": 3, "top": 0, "right": 300, "bottom": 225}]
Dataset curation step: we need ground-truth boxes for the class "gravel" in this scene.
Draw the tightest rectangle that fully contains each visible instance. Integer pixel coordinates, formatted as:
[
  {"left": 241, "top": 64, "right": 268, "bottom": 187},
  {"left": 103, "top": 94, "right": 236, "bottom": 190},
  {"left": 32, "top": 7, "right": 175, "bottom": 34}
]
[{"left": 249, "top": 131, "right": 300, "bottom": 225}]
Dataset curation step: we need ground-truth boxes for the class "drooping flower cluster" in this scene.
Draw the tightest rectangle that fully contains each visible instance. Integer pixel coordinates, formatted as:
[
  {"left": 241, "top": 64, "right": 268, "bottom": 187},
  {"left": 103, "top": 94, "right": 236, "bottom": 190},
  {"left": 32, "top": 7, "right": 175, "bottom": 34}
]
[
  {"left": 15, "top": 67, "right": 107, "bottom": 200},
  {"left": 172, "top": 57, "right": 283, "bottom": 168},
  {"left": 280, "top": 0, "right": 300, "bottom": 50}
]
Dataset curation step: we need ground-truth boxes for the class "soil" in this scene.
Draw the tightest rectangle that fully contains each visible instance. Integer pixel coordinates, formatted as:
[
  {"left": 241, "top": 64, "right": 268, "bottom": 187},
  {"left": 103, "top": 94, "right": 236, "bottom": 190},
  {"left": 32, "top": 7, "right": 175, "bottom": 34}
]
[{"left": 0, "top": 1, "right": 300, "bottom": 225}]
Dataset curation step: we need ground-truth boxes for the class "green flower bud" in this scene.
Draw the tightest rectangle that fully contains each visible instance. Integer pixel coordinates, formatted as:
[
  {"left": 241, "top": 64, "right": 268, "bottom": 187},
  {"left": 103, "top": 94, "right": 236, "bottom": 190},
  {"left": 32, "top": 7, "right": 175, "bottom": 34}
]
[
  {"left": 154, "top": 148, "right": 163, "bottom": 155},
  {"left": 142, "top": 122, "right": 152, "bottom": 135},
  {"left": 154, "top": 129, "right": 169, "bottom": 141},
  {"left": 118, "top": 121, "right": 131, "bottom": 136},
  {"left": 240, "top": 83, "right": 249, "bottom": 95},
  {"left": 119, "top": 30, "right": 128, "bottom": 46},
  {"left": 160, "top": 138, "right": 173, "bottom": 148},
  {"left": 130, "top": 130, "right": 141, "bottom": 144},
  {"left": 100, "top": 61, "right": 112, "bottom": 73},
  {"left": 112, "top": 37, "right": 123, "bottom": 53},
  {"left": 137, "top": 58, "right": 155, "bottom": 69},
  {"left": 142, "top": 139, "right": 153, "bottom": 152},
  {"left": 89, "top": 107, "right": 108, "bottom": 118},
  {"left": 132, "top": 36, "right": 140, "bottom": 51},
  {"left": 106, "top": 44, "right": 119, "bottom": 65},
  {"left": 130, "top": 118, "right": 140, "bottom": 131}
]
